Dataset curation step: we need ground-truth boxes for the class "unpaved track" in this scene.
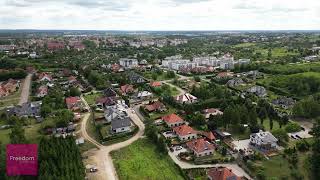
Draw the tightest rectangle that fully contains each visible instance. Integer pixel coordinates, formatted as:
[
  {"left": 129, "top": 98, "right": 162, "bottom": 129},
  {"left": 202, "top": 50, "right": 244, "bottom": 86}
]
[{"left": 18, "top": 74, "right": 32, "bottom": 105}]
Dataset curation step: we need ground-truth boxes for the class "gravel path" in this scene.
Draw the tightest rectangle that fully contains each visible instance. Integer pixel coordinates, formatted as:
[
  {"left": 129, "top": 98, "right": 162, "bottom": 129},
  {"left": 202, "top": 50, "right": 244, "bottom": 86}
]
[{"left": 18, "top": 73, "right": 32, "bottom": 105}]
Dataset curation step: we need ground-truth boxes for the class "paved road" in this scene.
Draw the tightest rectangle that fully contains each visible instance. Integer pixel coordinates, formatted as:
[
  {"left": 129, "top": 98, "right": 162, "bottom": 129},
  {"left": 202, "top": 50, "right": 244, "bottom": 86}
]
[
  {"left": 80, "top": 96, "right": 145, "bottom": 180},
  {"left": 18, "top": 73, "right": 32, "bottom": 105}
]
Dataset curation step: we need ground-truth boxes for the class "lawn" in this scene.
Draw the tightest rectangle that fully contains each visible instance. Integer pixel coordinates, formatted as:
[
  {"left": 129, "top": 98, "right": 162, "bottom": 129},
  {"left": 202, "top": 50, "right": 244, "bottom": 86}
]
[
  {"left": 251, "top": 152, "right": 310, "bottom": 179},
  {"left": 86, "top": 113, "right": 102, "bottom": 143},
  {"left": 261, "top": 118, "right": 280, "bottom": 131},
  {"left": 0, "top": 128, "right": 11, "bottom": 144},
  {"left": 149, "top": 106, "right": 176, "bottom": 120},
  {"left": 233, "top": 42, "right": 256, "bottom": 48},
  {"left": 111, "top": 139, "right": 185, "bottom": 180},
  {"left": 83, "top": 92, "right": 103, "bottom": 106},
  {"left": 143, "top": 72, "right": 173, "bottom": 81},
  {"left": 0, "top": 86, "right": 22, "bottom": 108}
]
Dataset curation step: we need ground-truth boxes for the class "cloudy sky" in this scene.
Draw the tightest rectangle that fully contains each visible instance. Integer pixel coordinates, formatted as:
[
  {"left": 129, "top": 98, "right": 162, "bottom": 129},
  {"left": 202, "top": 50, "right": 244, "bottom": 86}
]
[{"left": 1, "top": 0, "right": 320, "bottom": 30}]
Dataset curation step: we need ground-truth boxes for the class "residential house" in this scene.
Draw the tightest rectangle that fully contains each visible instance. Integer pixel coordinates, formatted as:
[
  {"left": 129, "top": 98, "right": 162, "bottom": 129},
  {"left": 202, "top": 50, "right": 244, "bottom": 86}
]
[
  {"left": 36, "top": 85, "right": 48, "bottom": 98},
  {"left": 172, "top": 125, "right": 197, "bottom": 141},
  {"left": 162, "top": 113, "right": 184, "bottom": 127},
  {"left": 207, "top": 167, "right": 242, "bottom": 180},
  {"left": 96, "top": 97, "right": 116, "bottom": 108},
  {"left": 271, "top": 97, "right": 295, "bottom": 109},
  {"left": 137, "top": 91, "right": 153, "bottom": 100},
  {"left": 145, "top": 101, "right": 166, "bottom": 112},
  {"left": 103, "top": 88, "right": 117, "bottom": 98},
  {"left": 199, "top": 131, "right": 216, "bottom": 142},
  {"left": 38, "top": 72, "right": 53, "bottom": 82},
  {"left": 246, "top": 86, "right": 267, "bottom": 97},
  {"left": 128, "top": 72, "right": 146, "bottom": 84},
  {"left": 104, "top": 106, "right": 127, "bottom": 123},
  {"left": 6, "top": 101, "right": 42, "bottom": 118},
  {"left": 139, "top": 59, "right": 148, "bottom": 65},
  {"left": 120, "top": 84, "right": 134, "bottom": 95},
  {"left": 65, "top": 97, "right": 83, "bottom": 111},
  {"left": 226, "top": 78, "right": 244, "bottom": 87},
  {"left": 150, "top": 81, "right": 162, "bottom": 88},
  {"left": 214, "top": 130, "right": 232, "bottom": 140},
  {"left": 47, "top": 41, "right": 65, "bottom": 51},
  {"left": 216, "top": 72, "right": 233, "bottom": 79},
  {"left": 119, "top": 58, "right": 138, "bottom": 69},
  {"left": 175, "top": 93, "right": 198, "bottom": 104},
  {"left": 186, "top": 138, "right": 215, "bottom": 157},
  {"left": 68, "top": 76, "right": 77, "bottom": 84},
  {"left": 111, "top": 117, "right": 132, "bottom": 134},
  {"left": 202, "top": 108, "right": 223, "bottom": 119},
  {"left": 250, "top": 130, "right": 278, "bottom": 152},
  {"left": 0, "top": 79, "right": 19, "bottom": 97}
]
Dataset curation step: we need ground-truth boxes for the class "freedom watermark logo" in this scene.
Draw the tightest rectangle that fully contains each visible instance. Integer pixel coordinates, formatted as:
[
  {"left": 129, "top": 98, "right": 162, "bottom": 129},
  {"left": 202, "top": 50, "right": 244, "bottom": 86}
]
[{"left": 6, "top": 144, "right": 38, "bottom": 176}]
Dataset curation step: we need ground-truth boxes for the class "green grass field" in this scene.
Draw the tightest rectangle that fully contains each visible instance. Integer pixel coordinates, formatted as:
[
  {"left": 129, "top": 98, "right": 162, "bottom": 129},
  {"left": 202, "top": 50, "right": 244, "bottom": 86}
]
[
  {"left": 84, "top": 92, "right": 103, "bottom": 106},
  {"left": 111, "top": 139, "right": 184, "bottom": 180},
  {"left": 252, "top": 152, "right": 310, "bottom": 179}
]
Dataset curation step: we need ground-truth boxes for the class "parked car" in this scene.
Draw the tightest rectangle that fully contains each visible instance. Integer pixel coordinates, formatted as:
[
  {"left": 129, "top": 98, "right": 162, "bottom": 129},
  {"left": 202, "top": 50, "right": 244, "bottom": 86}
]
[
  {"left": 90, "top": 167, "right": 98, "bottom": 173},
  {"left": 175, "top": 146, "right": 182, "bottom": 151},
  {"left": 291, "top": 135, "right": 296, "bottom": 139}
]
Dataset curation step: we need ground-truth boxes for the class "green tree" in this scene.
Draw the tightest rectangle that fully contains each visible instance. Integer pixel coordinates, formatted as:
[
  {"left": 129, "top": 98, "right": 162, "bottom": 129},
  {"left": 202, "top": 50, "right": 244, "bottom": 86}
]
[{"left": 10, "top": 123, "right": 27, "bottom": 144}]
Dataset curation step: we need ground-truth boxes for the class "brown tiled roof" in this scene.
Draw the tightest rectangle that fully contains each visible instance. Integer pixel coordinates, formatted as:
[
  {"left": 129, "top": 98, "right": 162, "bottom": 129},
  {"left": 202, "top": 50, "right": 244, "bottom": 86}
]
[
  {"left": 186, "top": 138, "right": 215, "bottom": 153},
  {"left": 162, "top": 114, "right": 183, "bottom": 124},
  {"left": 172, "top": 124, "right": 197, "bottom": 136},
  {"left": 207, "top": 167, "right": 242, "bottom": 180}
]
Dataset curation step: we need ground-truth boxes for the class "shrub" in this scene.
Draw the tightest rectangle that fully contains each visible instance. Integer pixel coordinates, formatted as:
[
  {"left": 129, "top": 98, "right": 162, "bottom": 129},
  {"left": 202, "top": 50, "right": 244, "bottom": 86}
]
[{"left": 285, "top": 122, "right": 301, "bottom": 133}]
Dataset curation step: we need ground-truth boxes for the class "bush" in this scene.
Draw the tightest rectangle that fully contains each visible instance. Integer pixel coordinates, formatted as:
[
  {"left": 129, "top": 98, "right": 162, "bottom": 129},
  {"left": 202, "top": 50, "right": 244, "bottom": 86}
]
[
  {"left": 296, "top": 140, "right": 310, "bottom": 152},
  {"left": 285, "top": 122, "right": 301, "bottom": 133}
]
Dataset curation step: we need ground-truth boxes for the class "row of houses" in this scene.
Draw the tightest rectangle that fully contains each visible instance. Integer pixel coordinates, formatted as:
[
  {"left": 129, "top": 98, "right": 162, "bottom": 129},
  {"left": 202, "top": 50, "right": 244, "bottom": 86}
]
[
  {"left": 161, "top": 113, "right": 216, "bottom": 157},
  {"left": 0, "top": 79, "right": 20, "bottom": 97}
]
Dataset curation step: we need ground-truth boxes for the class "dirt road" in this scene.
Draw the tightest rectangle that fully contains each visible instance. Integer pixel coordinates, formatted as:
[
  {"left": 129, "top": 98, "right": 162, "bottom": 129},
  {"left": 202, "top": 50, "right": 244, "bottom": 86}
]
[
  {"left": 18, "top": 74, "right": 32, "bottom": 105},
  {"left": 80, "top": 96, "right": 145, "bottom": 180}
]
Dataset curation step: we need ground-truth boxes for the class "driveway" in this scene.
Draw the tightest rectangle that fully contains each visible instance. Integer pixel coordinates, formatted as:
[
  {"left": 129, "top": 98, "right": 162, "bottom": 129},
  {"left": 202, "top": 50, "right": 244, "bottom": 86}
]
[
  {"left": 80, "top": 96, "right": 145, "bottom": 180},
  {"left": 18, "top": 73, "right": 32, "bottom": 105},
  {"left": 232, "top": 139, "right": 251, "bottom": 151}
]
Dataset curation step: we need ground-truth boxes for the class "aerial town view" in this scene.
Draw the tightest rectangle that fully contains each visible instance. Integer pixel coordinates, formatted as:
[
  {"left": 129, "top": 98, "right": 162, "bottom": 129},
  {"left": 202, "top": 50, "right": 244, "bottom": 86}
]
[{"left": 0, "top": 0, "right": 320, "bottom": 180}]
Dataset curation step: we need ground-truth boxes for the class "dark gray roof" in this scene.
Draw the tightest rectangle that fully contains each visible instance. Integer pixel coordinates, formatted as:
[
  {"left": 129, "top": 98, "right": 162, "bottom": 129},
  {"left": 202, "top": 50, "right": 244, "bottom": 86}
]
[
  {"left": 111, "top": 117, "right": 131, "bottom": 129},
  {"left": 6, "top": 101, "right": 42, "bottom": 117},
  {"left": 103, "top": 88, "right": 117, "bottom": 97}
]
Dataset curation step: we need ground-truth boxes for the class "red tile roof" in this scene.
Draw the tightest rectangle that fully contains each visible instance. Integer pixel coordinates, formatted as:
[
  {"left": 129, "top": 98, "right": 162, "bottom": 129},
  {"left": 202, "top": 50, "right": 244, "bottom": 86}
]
[
  {"left": 38, "top": 72, "right": 53, "bottom": 81},
  {"left": 65, "top": 97, "right": 81, "bottom": 105},
  {"left": 172, "top": 125, "right": 197, "bottom": 136},
  {"left": 207, "top": 167, "right": 242, "bottom": 180},
  {"left": 150, "top": 81, "right": 162, "bottom": 87},
  {"left": 145, "top": 101, "right": 165, "bottom": 112},
  {"left": 120, "top": 84, "right": 134, "bottom": 94},
  {"left": 186, "top": 138, "right": 215, "bottom": 153},
  {"left": 162, "top": 114, "right": 183, "bottom": 124},
  {"left": 202, "top": 131, "right": 216, "bottom": 141}
]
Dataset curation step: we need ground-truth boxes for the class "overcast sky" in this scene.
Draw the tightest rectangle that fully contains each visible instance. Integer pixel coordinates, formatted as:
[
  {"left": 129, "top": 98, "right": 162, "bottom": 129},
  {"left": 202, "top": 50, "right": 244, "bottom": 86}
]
[{"left": 1, "top": 0, "right": 320, "bottom": 30}]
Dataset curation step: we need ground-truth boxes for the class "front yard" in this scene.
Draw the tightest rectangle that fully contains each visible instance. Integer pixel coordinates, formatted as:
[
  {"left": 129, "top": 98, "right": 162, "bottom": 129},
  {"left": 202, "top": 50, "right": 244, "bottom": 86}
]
[
  {"left": 83, "top": 92, "right": 103, "bottom": 106},
  {"left": 111, "top": 139, "right": 185, "bottom": 180}
]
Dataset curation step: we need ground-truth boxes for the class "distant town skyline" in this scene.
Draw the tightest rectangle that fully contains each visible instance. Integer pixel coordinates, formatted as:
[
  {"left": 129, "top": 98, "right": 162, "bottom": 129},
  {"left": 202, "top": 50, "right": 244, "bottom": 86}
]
[{"left": 1, "top": 0, "right": 320, "bottom": 30}]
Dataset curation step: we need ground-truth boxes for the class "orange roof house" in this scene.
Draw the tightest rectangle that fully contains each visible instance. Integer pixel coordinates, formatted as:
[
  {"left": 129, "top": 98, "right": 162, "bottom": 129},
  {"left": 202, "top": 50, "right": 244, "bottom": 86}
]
[
  {"left": 207, "top": 167, "right": 242, "bottom": 180},
  {"left": 186, "top": 138, "right": 215, "bottom": 157},
  {"left": 150, "top": 81, "right": 162, "bottom": 87},
  {"left": 161, "top": 113, "right": 184, "bottom": 127},
  {"left": 172, "top": 124, "right": 197, "bottom": 141},
  {"left": 145, "top": 101, "right": 166, "bottom": 112},
  {"left": 120, "top": 84, "right": 134, "bottom": 95}
]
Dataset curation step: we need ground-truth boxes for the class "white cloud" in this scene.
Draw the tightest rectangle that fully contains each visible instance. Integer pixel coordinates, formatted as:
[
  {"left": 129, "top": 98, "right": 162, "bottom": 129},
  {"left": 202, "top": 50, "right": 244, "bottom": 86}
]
[{"left": 0, "top": 0, "right": 320, "bottom": 30}]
